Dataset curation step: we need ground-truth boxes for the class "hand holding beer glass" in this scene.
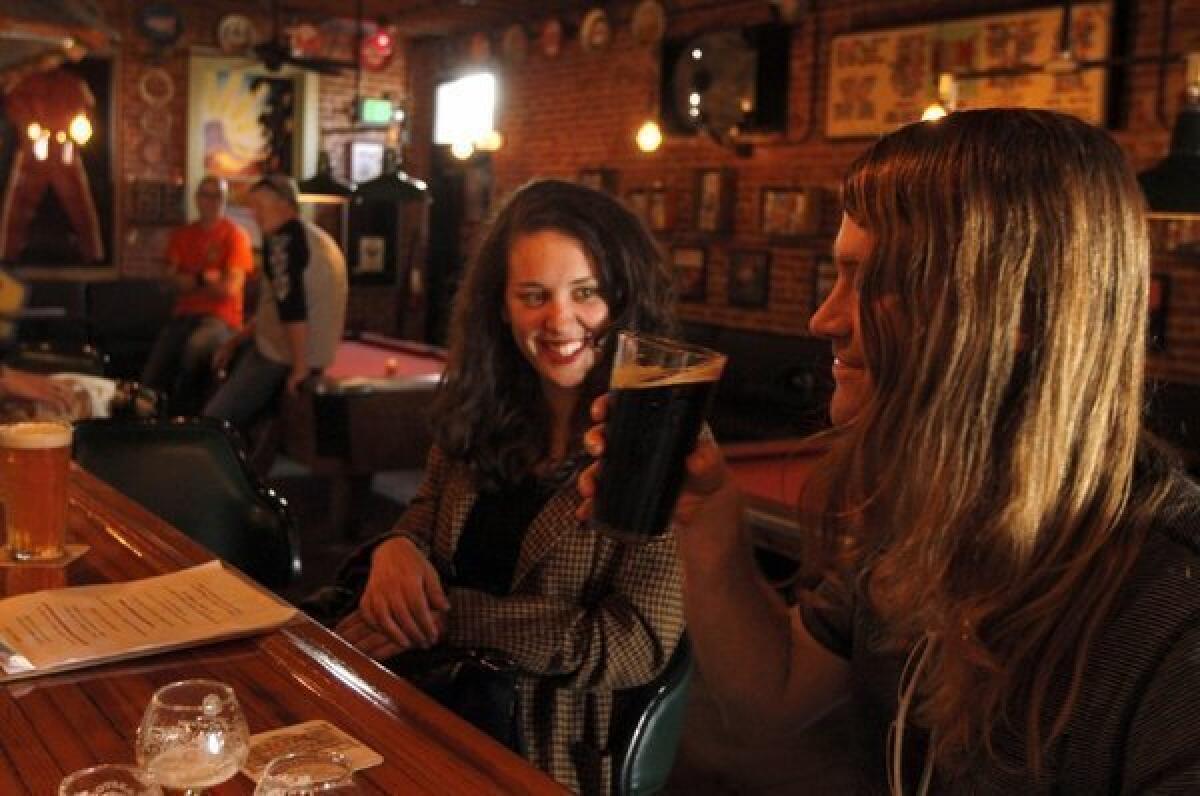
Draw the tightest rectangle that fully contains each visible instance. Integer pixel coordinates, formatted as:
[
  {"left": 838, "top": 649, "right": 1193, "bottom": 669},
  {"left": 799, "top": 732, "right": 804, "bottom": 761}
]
[
  {"left": 589, "top": 331, "right": 725, "bottom": 541},
  {"left": 0, "top": 420, "right": 72, "bottom": 562}
]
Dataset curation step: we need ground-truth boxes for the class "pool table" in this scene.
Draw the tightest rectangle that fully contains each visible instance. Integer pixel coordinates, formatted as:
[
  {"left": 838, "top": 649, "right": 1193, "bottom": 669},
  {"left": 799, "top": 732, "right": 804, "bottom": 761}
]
[{"left": 281, "top": 332, "right": 447, "bottom": 536}]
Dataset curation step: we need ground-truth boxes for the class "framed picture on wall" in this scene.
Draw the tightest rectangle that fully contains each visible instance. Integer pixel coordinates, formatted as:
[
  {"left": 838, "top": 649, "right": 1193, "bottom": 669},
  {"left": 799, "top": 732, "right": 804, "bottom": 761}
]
[
  {"left": 761, "top": 187, "right": 822, "bottom": 242},
  {"left": 672, "top": 245, "right": 707, "bottom": 302},
  {"left": 695, "top": 168, "right": 734, "bottom": 234},
  {"left": 578, "top": 168, "right": 617, "bottom": 194},
  {"left": 187, "top": 55, "right": 318, "bottom": 244},
  {"left": 627, "top": 189, "right": 649, "bottom": 225},
  {"left": 648, "top": 185, "right": 669, "bottom": 232},
  {"left": 728, "top": 250, "right": 771, "bottom": 309},
  {"left": 1149, "top": 273, "right": 1170, "bottom": 351},
  {"left": 813, "top": 254, "right": 836, "bottom": 315},
  {"left": 349, "top": 139, "right": 385, "bottom": 183}
]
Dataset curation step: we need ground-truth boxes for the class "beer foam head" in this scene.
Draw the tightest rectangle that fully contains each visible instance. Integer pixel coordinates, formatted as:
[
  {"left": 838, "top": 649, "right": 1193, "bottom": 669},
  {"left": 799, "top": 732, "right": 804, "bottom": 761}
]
[
  {"left": 610, "top": 357, "right": 725, "bottom": 389},
  {"left": 0, "top": 421, "right": 72, "bottom": 450}
]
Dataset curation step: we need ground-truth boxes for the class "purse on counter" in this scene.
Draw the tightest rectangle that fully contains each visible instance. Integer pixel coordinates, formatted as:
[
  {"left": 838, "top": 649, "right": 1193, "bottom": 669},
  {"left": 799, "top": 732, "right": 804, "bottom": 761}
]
[
  {"left": 299, "top": 538, "right": 524, "bottom": 754},
  {"left": 387, "top": 646, "right": 524, "bottom": 755}
]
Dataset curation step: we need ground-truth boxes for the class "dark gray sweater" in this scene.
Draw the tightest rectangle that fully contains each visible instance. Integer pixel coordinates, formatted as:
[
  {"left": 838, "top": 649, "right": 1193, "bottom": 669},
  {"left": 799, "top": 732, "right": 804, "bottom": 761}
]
[{"left": 803, "top": 475, "right": 1200, "bottom": 794}]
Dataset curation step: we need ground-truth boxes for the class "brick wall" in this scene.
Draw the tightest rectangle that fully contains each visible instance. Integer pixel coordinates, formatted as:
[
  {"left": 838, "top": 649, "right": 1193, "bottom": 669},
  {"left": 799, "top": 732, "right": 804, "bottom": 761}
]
[
  {"left": 92, "top": 0, "right": 409, "bottom": 280},
  {"left": 407, "top": 0, "right": 1200, "bottom": 383}
]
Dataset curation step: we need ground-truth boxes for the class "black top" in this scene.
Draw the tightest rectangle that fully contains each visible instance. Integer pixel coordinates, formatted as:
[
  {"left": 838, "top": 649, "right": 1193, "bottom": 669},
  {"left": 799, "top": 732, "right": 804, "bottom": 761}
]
[
  {"left": 802, "top": 474, "right": 1200, "bottom": 793},
  {"left": 263, "top": 218, "right": 310, "bottom": 322},
  {"left": 450, "top": 477, "right": 555, "bottom": 596}
]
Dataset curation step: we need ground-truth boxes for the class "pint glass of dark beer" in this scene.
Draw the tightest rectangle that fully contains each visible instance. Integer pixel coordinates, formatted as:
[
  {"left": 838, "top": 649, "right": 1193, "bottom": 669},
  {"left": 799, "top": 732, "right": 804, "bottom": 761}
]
[
  {"left": 591, "top": 331, "right": 726, "bottom": 542},
  {"left": 0, "top": 421, "right": 72, "bottom": 561}
]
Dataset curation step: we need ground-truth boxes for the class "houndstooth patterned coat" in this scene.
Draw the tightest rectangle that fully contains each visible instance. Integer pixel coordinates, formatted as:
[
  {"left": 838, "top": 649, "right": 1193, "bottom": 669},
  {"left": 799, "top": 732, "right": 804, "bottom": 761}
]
[{"left": 393, "top": 445, "right": 685, "bottom": 794}]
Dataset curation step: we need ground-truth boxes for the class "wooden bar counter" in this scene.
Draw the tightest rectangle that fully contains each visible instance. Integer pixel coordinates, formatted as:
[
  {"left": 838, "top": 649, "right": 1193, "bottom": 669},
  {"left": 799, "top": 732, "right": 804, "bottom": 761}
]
[{"left": 0, "top": 465, "right": 566, "bottom": 795}]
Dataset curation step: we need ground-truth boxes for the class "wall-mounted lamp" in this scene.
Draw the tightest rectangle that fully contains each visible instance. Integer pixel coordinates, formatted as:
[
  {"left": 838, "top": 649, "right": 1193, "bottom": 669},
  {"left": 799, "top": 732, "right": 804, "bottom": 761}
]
[
  {"left": 921, "top": 73, "right": 957, "bottom": 121},
  {"left": 450, "top": 128, "right": 504, "bottom": 160},
  {"left": 636, "top": 119, "right": 663, "bottom": 153},
  {"left": 475, "top": 129, "right": 504, "bottom": 152}
]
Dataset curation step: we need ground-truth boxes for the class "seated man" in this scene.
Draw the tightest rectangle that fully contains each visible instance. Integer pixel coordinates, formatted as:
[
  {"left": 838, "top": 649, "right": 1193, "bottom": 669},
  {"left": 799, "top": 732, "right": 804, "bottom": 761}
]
[
  {"left": 204, "top": 175, "right": 347, "bottom": 444},
  {"left": 142, "top": 176, "right": 253, "bottom": 416}
]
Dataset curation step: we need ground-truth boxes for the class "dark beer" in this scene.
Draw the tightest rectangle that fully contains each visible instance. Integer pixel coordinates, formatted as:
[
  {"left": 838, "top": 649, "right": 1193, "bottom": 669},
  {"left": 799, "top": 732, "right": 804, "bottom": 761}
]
[{"left": 593, "top": 359, "right": 723, "bottom": 541}]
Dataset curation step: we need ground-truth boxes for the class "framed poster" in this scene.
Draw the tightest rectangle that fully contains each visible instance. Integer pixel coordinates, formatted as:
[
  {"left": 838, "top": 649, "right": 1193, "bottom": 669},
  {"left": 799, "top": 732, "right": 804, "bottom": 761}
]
[
  {"left": 186, "top": 55, "right": 318, "bottom": 229},
  {"left": 648, "top": 185, "right": 669, "bottom": 232},
  {"left": 695, "top": 168, "right": 734, "bottom": 234},
  {"left": 728, "top": 250, "right": 771, "bottom": 309},
  {"left": 826, "top": 3, "right": 1112, "bottom": 138},
  {"left": 671, "top": 245, "right": 707, "bottom": 302},
  {"left": 348, "top": 140, "right": 385, "bottom": 184},
  {"left": 627, "top": 185, "right": 670, "bottom": 232},
  {"left": 761, "top": 187, "right": 821, "bottom": 241},
  {"left": 1147, "top": 213, "right": 1200, "bottom": 258}
]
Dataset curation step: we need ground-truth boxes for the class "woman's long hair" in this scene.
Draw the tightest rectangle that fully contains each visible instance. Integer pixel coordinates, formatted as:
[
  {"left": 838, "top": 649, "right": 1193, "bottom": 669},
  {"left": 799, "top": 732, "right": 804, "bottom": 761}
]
[
  {"left": 432, "top": 178, "right": 677, "bottom": 489},
  {"left": 805, "top": 109, "right": 1177, "bottom": 772}
]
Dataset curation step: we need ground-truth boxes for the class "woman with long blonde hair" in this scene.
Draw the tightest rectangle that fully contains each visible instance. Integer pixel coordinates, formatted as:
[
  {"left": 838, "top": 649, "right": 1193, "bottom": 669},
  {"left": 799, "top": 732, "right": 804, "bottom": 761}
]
[{"left": 582, "top": 108, "right": 1200, "bottom": 791}]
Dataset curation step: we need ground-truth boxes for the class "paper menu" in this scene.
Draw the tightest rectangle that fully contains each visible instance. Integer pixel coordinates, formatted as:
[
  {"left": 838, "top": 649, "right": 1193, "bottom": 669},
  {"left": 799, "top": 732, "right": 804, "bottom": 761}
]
[{"left": 0, "top": 561, "right": 296, "bottom": 680}]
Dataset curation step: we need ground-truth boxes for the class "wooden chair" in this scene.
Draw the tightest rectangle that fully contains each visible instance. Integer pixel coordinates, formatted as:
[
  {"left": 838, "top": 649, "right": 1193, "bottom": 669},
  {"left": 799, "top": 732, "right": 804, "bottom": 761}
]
[{"left": 72, "top": 417, "right": 301, "bottom": 591}]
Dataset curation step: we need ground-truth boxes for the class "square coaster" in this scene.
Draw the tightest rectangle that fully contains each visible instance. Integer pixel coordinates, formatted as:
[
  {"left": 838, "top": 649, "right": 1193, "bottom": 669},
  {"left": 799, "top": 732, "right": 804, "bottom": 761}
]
[
  {"left": 0, "top": 544, "right": 89, "bottom": 569},
  {"left": 242, "top": 719, "right": 384, "bottom": 783}
]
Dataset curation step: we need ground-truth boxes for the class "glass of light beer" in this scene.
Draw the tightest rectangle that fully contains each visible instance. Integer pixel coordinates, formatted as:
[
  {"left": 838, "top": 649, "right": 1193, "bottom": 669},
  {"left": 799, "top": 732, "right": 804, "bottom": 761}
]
[
  {"left": 591, "top": 331, "right": 726, "bottom": 542},
  {"left": 0, "top": 421, "right": 72, "bottom": 561}
]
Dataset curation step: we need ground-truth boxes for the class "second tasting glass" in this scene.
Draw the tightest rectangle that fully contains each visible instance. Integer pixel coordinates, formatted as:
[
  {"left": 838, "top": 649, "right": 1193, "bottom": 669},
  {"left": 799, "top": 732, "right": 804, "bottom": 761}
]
[{"left": 253, "top": 751, "right": 361, "bottom": 795}]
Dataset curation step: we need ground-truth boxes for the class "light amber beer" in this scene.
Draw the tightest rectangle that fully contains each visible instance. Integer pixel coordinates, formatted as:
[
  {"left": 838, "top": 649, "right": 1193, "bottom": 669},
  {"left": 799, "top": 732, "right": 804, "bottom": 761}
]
[{"left": 0, "top": 421, "right": 72, "bottom": 561}]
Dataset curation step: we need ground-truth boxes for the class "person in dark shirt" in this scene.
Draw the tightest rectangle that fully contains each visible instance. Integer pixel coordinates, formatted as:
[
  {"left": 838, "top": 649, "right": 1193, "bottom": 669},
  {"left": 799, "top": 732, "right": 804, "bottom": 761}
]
[
  {"left": 334, "top": 179, "right": 684, "bottom": 794},
  {"left": 582, "top": 109, "right": 1200, "bottom": 793},
  {"left": 204, "top": 175, "right": 347, "bottom": 434}
]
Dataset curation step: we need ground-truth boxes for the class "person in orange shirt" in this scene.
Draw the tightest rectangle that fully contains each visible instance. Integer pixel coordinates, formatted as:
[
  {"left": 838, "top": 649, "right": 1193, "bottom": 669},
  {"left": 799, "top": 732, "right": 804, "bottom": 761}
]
[{"left": 142, "top": 176, "right": 253, "bottom": 415}]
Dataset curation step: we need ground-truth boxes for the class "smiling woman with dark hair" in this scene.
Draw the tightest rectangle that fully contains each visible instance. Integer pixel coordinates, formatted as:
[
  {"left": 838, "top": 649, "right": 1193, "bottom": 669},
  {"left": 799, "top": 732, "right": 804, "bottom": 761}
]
[{"left": 335, "top": 179, "right": 683, "bottom": 794}]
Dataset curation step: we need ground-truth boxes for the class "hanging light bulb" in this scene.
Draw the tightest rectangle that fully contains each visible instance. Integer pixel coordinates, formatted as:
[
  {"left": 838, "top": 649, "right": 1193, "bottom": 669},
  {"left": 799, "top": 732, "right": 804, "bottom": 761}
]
[
  {"left": 26, "top": 122, "right": 42, "bottom": 141},
  {"left": 68, "top": 112, "right": 93, "bottom": 146},
  {"left": 33, "top": 133, "right": 49, "bottom": 161},
  {"left": 636, "top": 119, "right": 663, "bottom": 153}
]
